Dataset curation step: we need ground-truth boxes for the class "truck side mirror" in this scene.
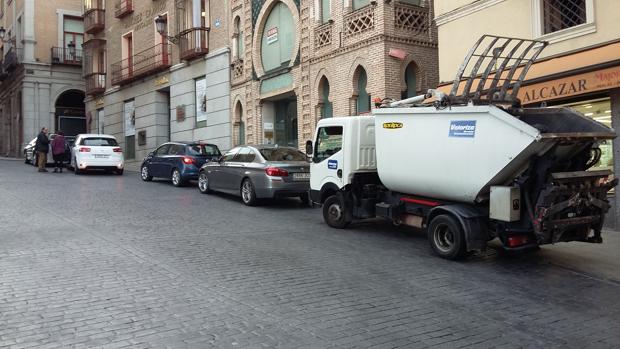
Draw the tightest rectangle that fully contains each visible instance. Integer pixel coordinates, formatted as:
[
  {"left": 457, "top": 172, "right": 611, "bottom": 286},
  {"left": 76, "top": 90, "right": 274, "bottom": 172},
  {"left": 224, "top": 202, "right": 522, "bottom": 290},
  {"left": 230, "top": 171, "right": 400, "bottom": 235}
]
[{"left": 305, "top": 140, "right": 313, "bottom": 156}]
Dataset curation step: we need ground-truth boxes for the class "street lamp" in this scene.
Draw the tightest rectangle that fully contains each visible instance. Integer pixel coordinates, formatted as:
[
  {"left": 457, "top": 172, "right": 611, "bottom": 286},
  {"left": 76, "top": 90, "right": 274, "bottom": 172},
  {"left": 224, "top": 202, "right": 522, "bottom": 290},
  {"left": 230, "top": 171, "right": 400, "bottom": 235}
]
[{"left": 155, "top": 15, "right": 178, "bottom": 44}]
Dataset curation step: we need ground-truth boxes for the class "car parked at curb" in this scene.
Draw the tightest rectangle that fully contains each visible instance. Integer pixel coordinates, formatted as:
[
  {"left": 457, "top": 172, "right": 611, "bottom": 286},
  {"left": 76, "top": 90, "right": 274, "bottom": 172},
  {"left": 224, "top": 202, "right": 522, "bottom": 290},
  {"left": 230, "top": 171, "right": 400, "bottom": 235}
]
[
  {"left": 140, "top": 141, "right": 221, "bottom": 187},
  {"left": 198, "top": 145, "right": 310, "bottom": 206},
  {"left": 71, "top": 134, "right": 124, "bottom": 175}
]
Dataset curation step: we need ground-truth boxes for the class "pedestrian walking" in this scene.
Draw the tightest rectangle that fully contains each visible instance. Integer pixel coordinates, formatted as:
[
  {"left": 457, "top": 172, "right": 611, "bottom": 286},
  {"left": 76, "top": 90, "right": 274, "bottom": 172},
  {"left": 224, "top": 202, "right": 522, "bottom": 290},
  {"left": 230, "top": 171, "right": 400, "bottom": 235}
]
[
  {"left": 51, "top": 130, "right": 66, "bottom": 173},
  {"left": 36, "top": 127, "right": 50, "bottom": 172}
]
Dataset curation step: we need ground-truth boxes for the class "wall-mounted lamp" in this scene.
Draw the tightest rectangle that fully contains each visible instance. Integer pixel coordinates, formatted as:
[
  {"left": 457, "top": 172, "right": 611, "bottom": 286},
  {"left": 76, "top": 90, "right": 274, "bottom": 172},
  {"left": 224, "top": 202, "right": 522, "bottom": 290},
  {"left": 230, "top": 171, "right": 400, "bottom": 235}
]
[{"left": 155, "top": 15, "right": 179, "bottom": 45}]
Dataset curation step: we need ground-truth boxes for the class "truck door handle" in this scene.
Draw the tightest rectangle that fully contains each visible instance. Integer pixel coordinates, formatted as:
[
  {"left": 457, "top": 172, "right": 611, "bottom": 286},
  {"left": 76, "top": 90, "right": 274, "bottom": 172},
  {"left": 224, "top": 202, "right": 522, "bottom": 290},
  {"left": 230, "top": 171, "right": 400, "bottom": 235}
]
[{"left": 337, "top": 169, "right": 342, "bottom": 178}]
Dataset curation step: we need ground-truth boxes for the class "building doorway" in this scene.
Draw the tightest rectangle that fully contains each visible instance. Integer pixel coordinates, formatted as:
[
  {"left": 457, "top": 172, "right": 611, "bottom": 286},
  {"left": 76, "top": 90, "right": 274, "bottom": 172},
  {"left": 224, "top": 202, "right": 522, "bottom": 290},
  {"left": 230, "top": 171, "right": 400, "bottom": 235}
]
[
  {"left": 274, "top": 98, "right": 297, "bottom": 147},
  {"left": 55, "top": 90, "right": 86, "bottom": 136}
]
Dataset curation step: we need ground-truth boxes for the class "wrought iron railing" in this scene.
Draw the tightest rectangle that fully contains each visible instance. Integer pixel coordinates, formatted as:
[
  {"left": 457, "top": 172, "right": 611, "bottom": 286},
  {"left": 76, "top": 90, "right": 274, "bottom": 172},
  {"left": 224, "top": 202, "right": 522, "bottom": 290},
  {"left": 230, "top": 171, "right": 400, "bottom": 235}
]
[
  {"left": 111, "top": 43, "right": 171, "bottom": 85},
  {"left": 178, "top": 27, "right": 209, "bottom": 61},
  {"left": 115, "top": 0, "right": 133, "bottom": 18},
  {"left": 542, "top": 0, "right": 586, "bottom": 34},
  {"left": 85, "top": 73, "right": 106, "bottom": 95},
  {"left": 51, "top": 47, "right": 83, "bottom": 65},
  {"left": 84, "top": 9, "right": 105, "bottom": 34}
]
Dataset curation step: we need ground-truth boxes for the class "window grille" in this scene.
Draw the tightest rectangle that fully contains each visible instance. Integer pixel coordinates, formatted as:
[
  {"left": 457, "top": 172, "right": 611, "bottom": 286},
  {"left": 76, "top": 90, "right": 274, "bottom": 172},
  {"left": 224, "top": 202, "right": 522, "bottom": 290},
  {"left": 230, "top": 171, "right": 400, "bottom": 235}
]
[{"left": 542, "top": 0, "right": 586, "bottom": 34}]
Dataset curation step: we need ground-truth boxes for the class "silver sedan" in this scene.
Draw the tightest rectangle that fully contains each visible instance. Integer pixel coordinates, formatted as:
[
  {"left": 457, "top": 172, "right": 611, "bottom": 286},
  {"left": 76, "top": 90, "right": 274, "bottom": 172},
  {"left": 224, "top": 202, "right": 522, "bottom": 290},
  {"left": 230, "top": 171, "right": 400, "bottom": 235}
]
[{"left": 198, "top": 145, "right": 310, "bottom": 206}]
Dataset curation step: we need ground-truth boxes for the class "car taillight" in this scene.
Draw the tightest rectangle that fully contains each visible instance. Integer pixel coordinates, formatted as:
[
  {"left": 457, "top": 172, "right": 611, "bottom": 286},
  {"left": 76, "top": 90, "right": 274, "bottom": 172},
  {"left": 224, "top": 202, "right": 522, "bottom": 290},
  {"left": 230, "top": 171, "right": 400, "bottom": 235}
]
[
  {"left": 182, "top": 157, "right": 194, "bottom": 164},
  {"left": 265, "top": 167, "right": 289, "bottom": 177},
  {"left": 79, "top": 147, "right": 91, "bottom": 152},
  {"left": 113, "top": 147, "right": 122, "bottom": 153}
]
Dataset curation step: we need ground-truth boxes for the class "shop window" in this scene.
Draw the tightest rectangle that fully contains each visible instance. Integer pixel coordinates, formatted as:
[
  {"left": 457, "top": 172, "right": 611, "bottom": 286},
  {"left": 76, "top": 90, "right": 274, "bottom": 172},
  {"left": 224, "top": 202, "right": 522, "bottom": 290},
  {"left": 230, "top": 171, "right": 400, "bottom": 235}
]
[
  {"left": 321, "top": 0, "right": 331, "bottom": 23},
  {"left": 542, "top": 0, "right": 586, "bottom": 34},
  {"left": 352, "top": 0, "right": 369, "bottom": 11},
  {"left": 560, "top": 99, "right": 613, "bottom": 173}
]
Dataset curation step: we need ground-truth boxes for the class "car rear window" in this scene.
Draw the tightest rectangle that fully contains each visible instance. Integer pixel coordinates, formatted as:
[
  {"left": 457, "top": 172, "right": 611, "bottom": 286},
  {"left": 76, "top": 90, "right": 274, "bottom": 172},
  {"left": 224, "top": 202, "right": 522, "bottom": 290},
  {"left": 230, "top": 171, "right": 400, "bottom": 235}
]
[
  {"left": 187, "top": 144, "right": 221, "bottom": 156},
  {"left": 259, "top": 148, "right": 306, "bottom": 162},
  {"left": 81, "top": 137, "right": 118, "bottom": 146}
]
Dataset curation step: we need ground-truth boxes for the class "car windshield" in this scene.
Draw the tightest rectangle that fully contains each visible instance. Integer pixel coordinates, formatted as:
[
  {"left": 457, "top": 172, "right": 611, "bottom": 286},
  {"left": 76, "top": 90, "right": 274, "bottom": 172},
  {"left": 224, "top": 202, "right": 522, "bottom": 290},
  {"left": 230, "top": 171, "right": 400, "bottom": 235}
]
[
  {"left": 187, "top": 144, "right": 221, "bottom": 156},
  {"left": 259, "top": 147, "right": 306, "bottom": 162},
  {"left": 81, "top": 137, "right": 118, "bottom": 146}
]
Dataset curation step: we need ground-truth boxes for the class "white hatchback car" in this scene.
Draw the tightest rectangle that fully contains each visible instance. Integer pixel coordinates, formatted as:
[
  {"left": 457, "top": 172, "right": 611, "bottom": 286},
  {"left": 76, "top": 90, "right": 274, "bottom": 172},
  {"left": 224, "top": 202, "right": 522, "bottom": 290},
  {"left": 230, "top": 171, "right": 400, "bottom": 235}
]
[{"left": 71, "top": 134, "right": 124, "bottom": 175}]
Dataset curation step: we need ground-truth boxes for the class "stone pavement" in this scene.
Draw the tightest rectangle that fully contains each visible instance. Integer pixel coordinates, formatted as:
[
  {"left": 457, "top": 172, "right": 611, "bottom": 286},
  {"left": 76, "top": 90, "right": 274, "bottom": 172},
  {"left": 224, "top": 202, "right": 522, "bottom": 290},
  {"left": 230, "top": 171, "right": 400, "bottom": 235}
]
[{"left": 1, "top": 159, "right": 619, "bottom": 348}]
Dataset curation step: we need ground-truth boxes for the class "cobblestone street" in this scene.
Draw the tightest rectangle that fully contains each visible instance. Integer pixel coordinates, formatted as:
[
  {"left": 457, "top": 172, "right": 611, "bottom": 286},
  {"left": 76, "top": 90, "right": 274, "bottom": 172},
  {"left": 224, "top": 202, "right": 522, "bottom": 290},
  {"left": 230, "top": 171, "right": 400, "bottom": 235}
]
[{"left": 1, "top": 159, "right": 620, "bottom": 348}]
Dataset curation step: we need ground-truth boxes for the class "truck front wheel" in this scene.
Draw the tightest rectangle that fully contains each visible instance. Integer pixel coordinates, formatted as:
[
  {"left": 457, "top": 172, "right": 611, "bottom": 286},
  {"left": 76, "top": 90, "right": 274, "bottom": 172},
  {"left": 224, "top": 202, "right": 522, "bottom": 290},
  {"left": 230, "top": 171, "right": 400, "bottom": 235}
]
[
  {"left": 427, "top": 214, "right": 467, "bottom": 260},
  {"left": 323, "top": 195, "right": 351, "bottom": 229}
]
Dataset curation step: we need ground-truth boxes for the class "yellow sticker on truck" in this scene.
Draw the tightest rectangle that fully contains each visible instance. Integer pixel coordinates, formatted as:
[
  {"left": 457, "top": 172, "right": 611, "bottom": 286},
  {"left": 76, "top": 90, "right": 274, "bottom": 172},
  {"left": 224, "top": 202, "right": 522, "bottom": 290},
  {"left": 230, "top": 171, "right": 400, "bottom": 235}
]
[{"left": 382, "top": 122, "right": 403, "bottom": 129}]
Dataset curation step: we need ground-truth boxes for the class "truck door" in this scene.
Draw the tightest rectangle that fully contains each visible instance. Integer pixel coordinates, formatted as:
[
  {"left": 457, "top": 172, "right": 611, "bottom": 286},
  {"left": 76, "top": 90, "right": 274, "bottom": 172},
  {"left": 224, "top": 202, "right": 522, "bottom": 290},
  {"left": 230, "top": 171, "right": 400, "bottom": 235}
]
[{"left": 311, "top": 125, "right": 344, "bottom": 192}]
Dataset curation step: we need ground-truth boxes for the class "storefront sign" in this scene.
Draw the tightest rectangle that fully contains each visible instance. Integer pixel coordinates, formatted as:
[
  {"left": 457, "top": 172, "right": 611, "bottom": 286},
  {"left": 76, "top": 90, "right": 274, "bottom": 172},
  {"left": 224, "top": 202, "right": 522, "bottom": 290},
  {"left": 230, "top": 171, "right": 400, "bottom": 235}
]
[
  {"left": 519, "top": 65, "right": 620, "bottom": 104},
  {"left": 266, "top": 27, "right": 278, "bottom": 44}
]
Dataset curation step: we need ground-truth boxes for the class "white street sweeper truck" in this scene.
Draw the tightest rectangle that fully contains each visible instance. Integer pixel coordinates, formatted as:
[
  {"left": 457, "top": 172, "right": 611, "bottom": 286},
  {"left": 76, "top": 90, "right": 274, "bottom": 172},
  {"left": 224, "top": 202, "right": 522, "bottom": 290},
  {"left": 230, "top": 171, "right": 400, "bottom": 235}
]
[{"left": 306, "top": 35, "right": 617, "bottom": 260}]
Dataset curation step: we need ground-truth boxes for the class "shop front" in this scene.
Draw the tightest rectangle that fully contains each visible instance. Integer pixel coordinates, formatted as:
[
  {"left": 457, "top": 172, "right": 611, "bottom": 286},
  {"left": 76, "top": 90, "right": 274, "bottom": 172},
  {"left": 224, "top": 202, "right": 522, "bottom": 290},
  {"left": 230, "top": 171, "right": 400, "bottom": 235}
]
[{"left": 517, "top": 40, "right": 620, "bottom": 228}]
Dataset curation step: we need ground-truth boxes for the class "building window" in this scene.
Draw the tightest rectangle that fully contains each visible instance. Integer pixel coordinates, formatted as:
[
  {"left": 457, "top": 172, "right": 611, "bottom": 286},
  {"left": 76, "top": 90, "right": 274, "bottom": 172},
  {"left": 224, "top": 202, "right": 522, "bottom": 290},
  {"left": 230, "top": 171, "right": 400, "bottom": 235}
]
[
  {"left": 352, "top": 0, "right": 369, "bottom": 11},
  {"left": 399, "top": 0, "right": 422, "bottom": 5},
  {"left": 64, "top": 16, "right": 84, "bottom": 56},
  {"left": 260, "top": 2, "right": 295, "bottom": 73},
  {"left": 320, "top": 0, "right": 330, "bottom": 23},
  {"left": 542, "top": 0, "right": 586, "bottom": 34},
  {"left": 402, "top": 61, "right": 417, "bottom": 99},
  {"left": 318, "top": 76, "right": 332, "bottom": 119},
  {"left": 353, "top": 66, "right": 370, "bottom": 114},
  {"left": 233, "top": 16, "right": 243, "bottom": 59}
]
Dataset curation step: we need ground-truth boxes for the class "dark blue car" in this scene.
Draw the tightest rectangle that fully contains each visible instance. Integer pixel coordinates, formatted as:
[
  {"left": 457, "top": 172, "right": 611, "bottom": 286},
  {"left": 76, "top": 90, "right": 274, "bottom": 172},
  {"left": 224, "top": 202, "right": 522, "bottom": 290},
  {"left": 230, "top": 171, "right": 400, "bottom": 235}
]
[{"left": 140, "top": 142, "right": 221, "bottom": 187}]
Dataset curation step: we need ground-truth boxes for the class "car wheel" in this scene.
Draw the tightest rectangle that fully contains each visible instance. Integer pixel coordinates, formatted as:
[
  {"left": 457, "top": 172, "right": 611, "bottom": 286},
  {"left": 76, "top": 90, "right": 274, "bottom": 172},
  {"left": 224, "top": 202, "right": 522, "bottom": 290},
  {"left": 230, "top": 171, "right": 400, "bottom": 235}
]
[
  {"left": 171, "top": 169, "right": 185, "bottom": 187},
  {"left": 241, "top": 178, "right": 258, "bottom": 206},
  {"left": 116, "top": 169, "right": 124, "bottom": 175},
  {"left": 24, "top": 151, "right": 29, "bottom": 164},
  {"left": 32, "top": 152, "right": 38, "bottom": 167},
  {"left": 73, "top": 157, "right": 81, "bottom": 175},
  {"left": 140, "top": 165, "right": 152, "bottom": 181},
  {"left": 198, "top": 172, "right": 211, "bottom": 194},
  {"left": 427, "top": 214, "right": 467, "bottom": 260},
  {"left": 323, "top": 194, "right": 351, "bottom": 229}
]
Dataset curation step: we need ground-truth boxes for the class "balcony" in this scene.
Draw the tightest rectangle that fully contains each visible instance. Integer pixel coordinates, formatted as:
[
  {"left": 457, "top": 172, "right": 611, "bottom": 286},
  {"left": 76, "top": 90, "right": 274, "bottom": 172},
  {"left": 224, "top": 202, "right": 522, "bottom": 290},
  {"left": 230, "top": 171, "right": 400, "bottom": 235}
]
[
  {"left": 178, "top": 27, "right": 209, "bottom": 61},
  {"left": 393, "top": 2, "right": 431, "bottom": 41},
  {"left": 344, "top": 6, "right": 375, "bottom": 38},
  {"left": 84, "top": 0, "right": 105, "bottom": 34},
  {"left": 51, "top": 47, "right": 83, "bottom": 66},
  {"left": 111, "top": 43, "right": 171, "bottom": 86},
  {"left": 115, "top": 0, "right": 133, "bottom": 18},
  {"left": 85, "top": 73, "right": 106, "bottom": 95},
  {"left": 2, "top": 47, "right": 22, "bottom": 72}
]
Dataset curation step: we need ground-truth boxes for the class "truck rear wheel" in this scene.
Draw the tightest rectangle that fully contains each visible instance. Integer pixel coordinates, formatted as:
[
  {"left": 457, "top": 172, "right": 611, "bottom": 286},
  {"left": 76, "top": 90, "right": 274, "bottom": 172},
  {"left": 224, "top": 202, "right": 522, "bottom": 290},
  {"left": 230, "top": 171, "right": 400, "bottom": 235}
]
[
  {"left": 427, "top": 214, "right": 467, "bottom": 260},
  {"left": 323, "top": 195, "right": 351, "bottom": 229}
]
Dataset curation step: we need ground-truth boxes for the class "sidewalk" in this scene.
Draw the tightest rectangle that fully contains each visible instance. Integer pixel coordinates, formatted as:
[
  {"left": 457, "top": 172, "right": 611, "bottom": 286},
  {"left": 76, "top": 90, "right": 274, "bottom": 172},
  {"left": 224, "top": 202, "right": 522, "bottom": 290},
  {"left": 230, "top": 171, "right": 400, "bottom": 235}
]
[{"left": 538, "top": 229, "right": 620, "bottom": 283}]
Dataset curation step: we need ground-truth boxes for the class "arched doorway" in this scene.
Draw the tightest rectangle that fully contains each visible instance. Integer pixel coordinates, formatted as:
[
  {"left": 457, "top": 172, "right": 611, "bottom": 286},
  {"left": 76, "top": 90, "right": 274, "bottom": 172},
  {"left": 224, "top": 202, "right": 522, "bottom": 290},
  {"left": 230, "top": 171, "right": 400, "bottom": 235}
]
[
  {"left": 352, "top": 66, "right": 370, "bottom": 114},
  {"left": 55, "top": 90, "right": 86, "bottom": 136},
  {"left": 318, "top": 76, "right": 333, "bottom": 119},
  {"left": 402, "top": 61, "right": 418, "bottom": 99}
]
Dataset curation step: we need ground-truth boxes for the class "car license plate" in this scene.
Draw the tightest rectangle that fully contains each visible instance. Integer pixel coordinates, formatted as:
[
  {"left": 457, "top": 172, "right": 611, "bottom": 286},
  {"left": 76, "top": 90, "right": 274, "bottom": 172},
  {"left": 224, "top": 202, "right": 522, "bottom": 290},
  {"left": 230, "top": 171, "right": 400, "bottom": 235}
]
[
  {"left": 293, "top": 172, "right": 310, "bottom": 181},
  {"left": 94, "top": 154, "right": 109, "bottom": 158}
]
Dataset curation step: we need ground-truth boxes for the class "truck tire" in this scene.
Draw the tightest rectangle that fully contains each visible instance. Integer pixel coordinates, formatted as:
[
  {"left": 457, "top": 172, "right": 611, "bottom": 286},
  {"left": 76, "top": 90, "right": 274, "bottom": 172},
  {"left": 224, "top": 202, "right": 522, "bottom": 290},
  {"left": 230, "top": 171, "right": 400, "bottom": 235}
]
[
  {"left": 323, "top": 194, "right": 351, "bottom": 229},
  {"left": 427, "top": 214, "right": 467, "bottom": 260}
]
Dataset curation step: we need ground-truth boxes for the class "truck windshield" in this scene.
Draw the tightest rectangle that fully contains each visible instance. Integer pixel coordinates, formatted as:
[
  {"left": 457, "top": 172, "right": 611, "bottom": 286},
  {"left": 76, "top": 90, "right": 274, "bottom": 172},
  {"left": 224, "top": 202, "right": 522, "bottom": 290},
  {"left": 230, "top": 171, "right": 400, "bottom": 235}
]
[{"left": 314, "top": 126, "right": 342, "bottom": 162}]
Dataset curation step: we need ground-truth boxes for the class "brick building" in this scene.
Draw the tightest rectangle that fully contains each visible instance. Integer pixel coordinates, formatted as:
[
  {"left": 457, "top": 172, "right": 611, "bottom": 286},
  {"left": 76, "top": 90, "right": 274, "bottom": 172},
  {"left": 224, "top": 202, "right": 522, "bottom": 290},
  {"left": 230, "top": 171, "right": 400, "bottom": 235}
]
[
  {"left": 229, "top": 0, "right": 438, "bottom": 148},
  {"left": 82, "top": 0, "right": 231, "bottom": 170},
  {"left": 433, "top": 0, "right": 620, "bottom": 227},
  {"left": 0, "top": 0, "right": 85, "bottom": 157}
]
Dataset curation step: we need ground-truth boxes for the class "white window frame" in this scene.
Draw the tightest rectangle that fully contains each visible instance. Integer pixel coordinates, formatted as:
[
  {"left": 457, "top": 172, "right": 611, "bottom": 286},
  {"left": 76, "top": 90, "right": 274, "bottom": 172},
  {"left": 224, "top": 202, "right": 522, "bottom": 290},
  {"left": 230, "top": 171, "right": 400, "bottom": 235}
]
[{"left": 531, "top": 0, "right": 595, "bottom": 44}]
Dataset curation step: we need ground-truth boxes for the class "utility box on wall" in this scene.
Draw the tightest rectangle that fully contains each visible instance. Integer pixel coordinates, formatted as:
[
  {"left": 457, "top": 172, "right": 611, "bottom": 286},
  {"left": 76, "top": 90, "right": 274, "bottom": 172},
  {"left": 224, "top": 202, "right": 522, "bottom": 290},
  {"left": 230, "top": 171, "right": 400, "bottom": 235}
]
[{"left": 138, "top": 130, "right": 147, "bottom": 146}]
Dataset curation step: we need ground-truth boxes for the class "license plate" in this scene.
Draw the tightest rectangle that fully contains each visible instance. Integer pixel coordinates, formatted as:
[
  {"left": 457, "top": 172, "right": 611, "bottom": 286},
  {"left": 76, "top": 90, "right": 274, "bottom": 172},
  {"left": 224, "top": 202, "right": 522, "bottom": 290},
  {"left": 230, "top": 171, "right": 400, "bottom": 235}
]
[
  {"left": 293, "top": 172, "right": 310, "bottom": 180},
  {"left": 94, "top": 154, "right": 109, "bottom": 158}
]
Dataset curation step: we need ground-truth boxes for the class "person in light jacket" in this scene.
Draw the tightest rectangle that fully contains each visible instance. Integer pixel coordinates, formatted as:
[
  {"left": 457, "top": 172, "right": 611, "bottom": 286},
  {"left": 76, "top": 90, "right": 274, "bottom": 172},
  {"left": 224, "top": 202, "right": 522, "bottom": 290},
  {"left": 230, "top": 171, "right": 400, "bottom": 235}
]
[
  {"left": 36, "top": 127, "right": 50, "bottom": 172},
  {"left": 51, "top": 130, "right": 66, "bottom": 173}
]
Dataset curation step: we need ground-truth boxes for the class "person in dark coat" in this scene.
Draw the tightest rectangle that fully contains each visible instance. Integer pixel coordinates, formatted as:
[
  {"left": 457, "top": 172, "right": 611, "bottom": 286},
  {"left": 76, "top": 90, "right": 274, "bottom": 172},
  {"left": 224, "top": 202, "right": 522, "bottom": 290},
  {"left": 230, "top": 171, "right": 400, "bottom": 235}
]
[
  {"left": 51, "top": 130, "right": 66, "bottom": 173},
  {"left": 36, "top": 127, "right": 50, "bottom": 172}
]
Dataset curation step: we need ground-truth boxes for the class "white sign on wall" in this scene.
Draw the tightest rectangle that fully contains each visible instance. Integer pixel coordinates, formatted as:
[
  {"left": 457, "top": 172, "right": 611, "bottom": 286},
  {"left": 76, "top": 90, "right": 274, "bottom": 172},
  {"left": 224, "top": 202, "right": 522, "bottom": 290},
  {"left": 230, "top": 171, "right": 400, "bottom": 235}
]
[
  {"left": 266, "top": 27, "right": 278, "bottom": 45},
  {"left": 195, "top": 77, "right": 207, "bottom": 123},
  {"left": 124, "top": 100, "right": 135, "bottom": 136}
]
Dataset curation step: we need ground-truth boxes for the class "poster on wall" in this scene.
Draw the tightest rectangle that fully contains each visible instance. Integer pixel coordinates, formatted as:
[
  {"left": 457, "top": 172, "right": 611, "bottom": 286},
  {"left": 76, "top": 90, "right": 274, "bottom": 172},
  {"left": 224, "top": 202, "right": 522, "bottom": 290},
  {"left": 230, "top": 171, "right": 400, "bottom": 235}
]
[
  {"left": 195, "top": 78, "right": 207, "bottom": 123},
  {"left": 266, "top": 27, "right": 279, "bottom": 45},
  {"left": 124, "top": 100, "right": 135, "bottom": 136}
]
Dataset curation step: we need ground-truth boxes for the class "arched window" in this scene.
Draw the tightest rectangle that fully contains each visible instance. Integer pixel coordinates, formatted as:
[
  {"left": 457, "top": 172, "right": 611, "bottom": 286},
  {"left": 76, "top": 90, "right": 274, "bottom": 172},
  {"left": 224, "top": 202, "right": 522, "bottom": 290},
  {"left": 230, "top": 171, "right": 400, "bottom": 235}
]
[
  {"left": 353, "top": 66, "right": 370, "bottom": 114},
  {"left": 234, "top": 16, "right": 243, "bottom": 59},
  {"left": 234, "top": 101, "right": 245, "bottom": 145},
  {"left": 321, "top": 0, "right": 331, "bottom": 23},
  {"left": 318, "top": 76, "right": 333, "bottom": 119},
  {"left": 261, "top": 2, "right": 295, "bottom": 72},
  {"left": 403, "top": 61, "right": 417, "bottom": 99}
]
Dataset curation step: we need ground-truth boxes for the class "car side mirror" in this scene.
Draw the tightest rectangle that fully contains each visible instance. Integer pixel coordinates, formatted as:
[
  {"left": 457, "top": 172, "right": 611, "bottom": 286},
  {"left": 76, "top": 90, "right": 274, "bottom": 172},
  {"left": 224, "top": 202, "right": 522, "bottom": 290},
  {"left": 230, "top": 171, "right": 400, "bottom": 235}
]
[{"left": 305, "top": 140, "right": 313, "bottom": 156}]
